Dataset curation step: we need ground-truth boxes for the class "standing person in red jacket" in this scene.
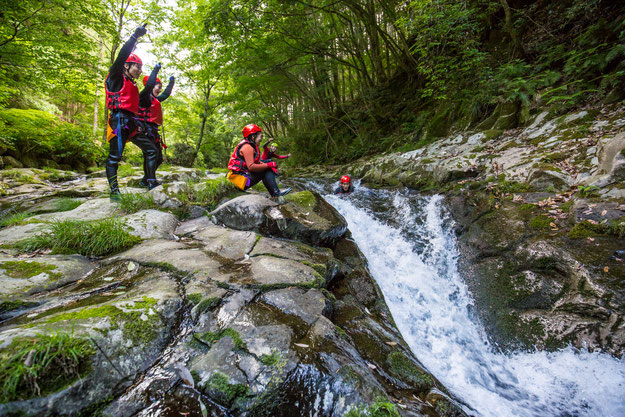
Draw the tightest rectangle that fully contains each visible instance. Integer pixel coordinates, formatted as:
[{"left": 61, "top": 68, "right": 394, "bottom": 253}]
[
  {"left": 260, "top": 138, "right": 291, "bottom": 163},
  {"left": 136, "top": 70, "right": 175, "bottom": 189},
  {"left": 104, "top": 25, "right": 153, "bottom": 198},
  {"left": 226, "top": 124, "right": 291, "bottom": 197}
]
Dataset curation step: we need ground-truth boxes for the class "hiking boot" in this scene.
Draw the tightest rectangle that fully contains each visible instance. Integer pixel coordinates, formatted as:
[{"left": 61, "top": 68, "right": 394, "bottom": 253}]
[
  {"left": 110, "top": 190, "right": 121, "bottom": 202},
  {"left": 277, "top": 187, "right": 291, "bottom": 196},
  {"left": 147, "top": 180, "right": 162, "bottom": 191},
  {"left": 139, "top": 178, "right": 148, "bottom": 188}
]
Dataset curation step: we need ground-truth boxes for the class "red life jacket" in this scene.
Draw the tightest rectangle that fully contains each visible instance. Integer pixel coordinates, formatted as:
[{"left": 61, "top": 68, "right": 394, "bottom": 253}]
[
  {"left": 137, "top": 95, "right": 163, "bottom": 126},
  {"left": 227, "top": 139, "right": 259, "bottom": 175},
  {"left": 105, "top": 73, "right": 139, "bottom": 114}
]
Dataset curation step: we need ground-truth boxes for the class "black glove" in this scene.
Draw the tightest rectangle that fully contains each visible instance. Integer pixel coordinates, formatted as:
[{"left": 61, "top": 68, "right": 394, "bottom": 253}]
[
  {"left": 134, "top": 26, "right": 147, "bottom": 38},
  {"left": 169, "top": 76, "right": 175, "bottom": 83},
  {"left": 154, "top": 62, "right": 161, "bottom": 71}
]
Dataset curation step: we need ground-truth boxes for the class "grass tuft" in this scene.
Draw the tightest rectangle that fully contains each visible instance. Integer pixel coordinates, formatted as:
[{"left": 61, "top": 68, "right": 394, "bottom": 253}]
[
  {"left": 117, "top": 192, "right": 159, "bottom": 214},
  {"left": 0, "top": 211, "right": 31, "bottom": 229},
  {"left": 18, "top": 218, "right": 140, "bottom": 257},
  {"left": 0, "top": 332, "right": 95, "bottom": 403}
]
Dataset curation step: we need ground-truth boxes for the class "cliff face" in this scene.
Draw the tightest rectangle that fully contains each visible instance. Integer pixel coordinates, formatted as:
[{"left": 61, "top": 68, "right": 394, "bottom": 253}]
[
  {"left": 0, "top": 168, "right": 466, "bottom": 417},
  {"left": 289, "top": 103, "right": 625, "bottom": 355}
]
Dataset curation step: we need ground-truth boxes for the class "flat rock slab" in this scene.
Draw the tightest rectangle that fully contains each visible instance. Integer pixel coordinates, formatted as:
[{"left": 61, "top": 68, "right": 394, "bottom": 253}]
[
  {"left": 0, "top": 254, "right": 96, "bottom": 298},
  {"left": 107, "top": 239, "right": 232, "bottom": 282},
  {"left": 175, "top": 216, "right": 212, "bottom": 235},
  {"left": 192, "top": 224, "right": 257, "bottom": 260},
  {"left": 124, "top": 209, "right": 178, "bottom": 239},
  {"left": 210, "top": 194, "right": 279, "bottom": 231},
  {"left": 0, "top": 223, "right": 48, "bottom": 245},
  {"left": 248, "top": 256, "right": 322, "bottom": 287},
  {"left": 250, "top": 237, "right": 333, "bottom": 264},
  {"left": 30, "top": 198, "right": 118, "bottom": 222},
  {"left": 260, "top": 288, "right": 328, "bottom": 325}
]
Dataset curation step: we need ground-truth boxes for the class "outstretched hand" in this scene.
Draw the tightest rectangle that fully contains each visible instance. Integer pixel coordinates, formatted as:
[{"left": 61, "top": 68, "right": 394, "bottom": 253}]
[
  {"left": 169, "top": 76, "right": 175, "bottom": 83},
  {"left": 134, "top": 26, "right": 147, "bottom": 38}
]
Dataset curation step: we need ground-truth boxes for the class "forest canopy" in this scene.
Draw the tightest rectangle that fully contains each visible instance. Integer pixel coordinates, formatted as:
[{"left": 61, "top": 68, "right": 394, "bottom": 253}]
[{"left": 0, "top": 0, "right": 623, "bottom": 170}]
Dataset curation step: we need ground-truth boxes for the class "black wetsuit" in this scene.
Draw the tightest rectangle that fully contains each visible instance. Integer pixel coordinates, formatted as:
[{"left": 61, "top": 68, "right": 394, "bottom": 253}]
[
  {"left": 134, "top": 67, "right": 162, "bottom": 186},
  {"left": 334, "top": 184, "right": 354, "bottom": 195}
]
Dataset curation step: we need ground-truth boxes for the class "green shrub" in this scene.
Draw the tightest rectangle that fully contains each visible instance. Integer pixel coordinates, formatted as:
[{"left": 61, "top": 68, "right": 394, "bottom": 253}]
[
  {"left": 19, "top": 218, "right": 140, "bottom": 257},
  {"left": 577, "top": 185, "right": 600, "bottom": 198},
  {"left": 168, "top": 142, "right": 196, "bottom": 167},
  {"left": 0, "top": 108, "right": 100, "bottom": 168},
  {"left": 0, "top": 332, "right": 95, "bottom": 403}
]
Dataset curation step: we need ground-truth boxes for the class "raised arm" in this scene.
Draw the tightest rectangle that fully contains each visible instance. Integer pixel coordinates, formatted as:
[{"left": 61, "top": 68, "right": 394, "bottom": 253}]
[
  {"left": 157, "top": 76, "right": 175, "bottom": 102},
  {"left": 139, "top": 64, "right": 161, "bottom": 107}
]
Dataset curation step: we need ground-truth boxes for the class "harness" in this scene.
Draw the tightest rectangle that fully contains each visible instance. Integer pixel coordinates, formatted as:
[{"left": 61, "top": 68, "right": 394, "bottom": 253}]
[
  {"left": 227, "top": 138, "right": 259, "bottom": 176},
  {"left": 105, "top": 73, "right": 139, "bottom": 114}
]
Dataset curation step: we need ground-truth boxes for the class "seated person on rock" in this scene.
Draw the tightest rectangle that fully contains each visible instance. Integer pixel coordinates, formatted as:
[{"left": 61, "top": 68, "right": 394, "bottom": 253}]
[
  {"left": 260, "top": 138, "right": 291, "bottom": 175},
  {"left": 335, "top": 175, "right": 354, "bottom": 195},
  {"left": 227, "top": 124, "right": 291, "bottom": 197}
]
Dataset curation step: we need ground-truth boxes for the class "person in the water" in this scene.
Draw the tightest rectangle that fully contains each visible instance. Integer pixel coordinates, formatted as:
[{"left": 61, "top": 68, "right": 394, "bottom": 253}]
[{"left": 334, "top": 175, "right": 354, "bottom": 195}]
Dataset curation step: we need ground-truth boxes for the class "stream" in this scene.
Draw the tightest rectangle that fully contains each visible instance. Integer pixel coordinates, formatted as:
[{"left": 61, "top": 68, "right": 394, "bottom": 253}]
[{"left": 305, "top": 180, "right": 625, "bottom": 417}]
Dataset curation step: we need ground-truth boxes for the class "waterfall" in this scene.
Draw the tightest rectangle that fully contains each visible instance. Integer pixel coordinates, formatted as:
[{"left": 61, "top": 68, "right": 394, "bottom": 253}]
[{"left": 318, "top": 183, "right": 625, "bottom": 417}]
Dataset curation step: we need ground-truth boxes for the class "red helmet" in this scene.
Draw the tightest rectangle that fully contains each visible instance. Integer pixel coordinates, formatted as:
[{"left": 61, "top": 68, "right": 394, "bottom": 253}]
[
  {"left": 242, "top": 124, "right": 261, "bottom": 138},
  {"left": 126, "top": 53, "right": 143, "bottom": 66},
  {"left": 341, "top": 175, "right": 351, "bottom": 183},
  {"left": 142, "top": 75, "right": 161, "bottom": 86}
]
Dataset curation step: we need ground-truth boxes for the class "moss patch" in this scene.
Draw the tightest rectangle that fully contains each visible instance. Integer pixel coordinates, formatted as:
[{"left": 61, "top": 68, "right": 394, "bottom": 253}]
[
  {"left": 195, "top": 297, "right": 220, "bottom": 315},
  {"left": 187, "top": 293, "right": 202, "bottom": 305},
  {"left": 0, "top": 260, "right": 60, "bottom": 279},
  {"left": 193, "top": 328, "right": 246, "bottom": 350},
  {"left": 0, "top": 300, "right": 37, "bottom": 313},
  {"left": 43, "top": 297, "right": 160, "bottom": 345},
  {"left": 345, "top": 398, "right": 401, "bottom": 417},
  {"left": 0, "top": 332, "right": 95, "bottom": 403},
  {"left": 386, "top": 352, "right": 433, "bottom": 392},
  {"left": 260, "top": 351, "right": 282, "bottom": 366},
  {"left": 528, "top": 215, "right": 552, "bottom": 230},
  {"left": 284, "top": 191, "right": 317, "bottom": 211},
  {"left": 204, "top": 371, "right": 249, "bottom": 407}
]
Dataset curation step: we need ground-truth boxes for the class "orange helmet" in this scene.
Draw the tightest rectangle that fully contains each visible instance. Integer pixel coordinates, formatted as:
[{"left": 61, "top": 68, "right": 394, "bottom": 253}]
[
  {"left": 126, "top": 53, "right": 142, "bottom": 66},
  {"left": 341, "top": 175, "right": 351, "bottom": 183},
  {"left": 142, "top": 75, "right": 161, "bottom": 86},
  {"left": 242, "top": 124, "right": 261, "bottom": 138}
]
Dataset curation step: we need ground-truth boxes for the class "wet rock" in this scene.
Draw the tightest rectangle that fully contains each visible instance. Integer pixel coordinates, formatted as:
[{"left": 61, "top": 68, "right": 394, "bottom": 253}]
[
  {"left": 191, "top": 223, "right": 256, "bottom": 261},
  {"left": 30, "top": 198, "right": 118, "bottom": 222},
  {"left": 248, "top": 256, "right": 324, "bottom": 288},
  {"left": 0, "top": 223, "right": 48, "bottom": 245},
  {"left": 260, "top": 288, "right": 330, "bottom": 325},
  {"left": 175, "top": 215, "right": 212, "bottom": 235},
  {"left": 124, "top": 209, "right": 178, "bottom": 239},
  {"left": 210, "top": 194, "right": 279, "bottom": 231}
]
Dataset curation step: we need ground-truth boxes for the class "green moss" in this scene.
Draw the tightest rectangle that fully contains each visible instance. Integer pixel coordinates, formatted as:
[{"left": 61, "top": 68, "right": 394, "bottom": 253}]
[
  {"left": 195, "top": 297, "right": 220, "bottom": 315},
  {"left": 497, "top": 179, "right": 532, "bottom": 194},
  {"left": 54, "top": 198, "right": 83, "bottom": 212},
  {"left": 386, "top": 352, "right": 433, "bottom": 392},
  {"left": 568, "top": 221, "right": 604, "bottom": 239},
  {"left": 43, "top": 298, "right": 160, "bottom": 345},
  {"left": 260, "top": 351, "right": 281, "bottom": 366},
  {"left": 345, "top": 398, "right": 401, "bottom": 417},
  {"left": 18, "top": 218, "right": 140, "bottom": 257},
  {"left": 335, "top": 325, "right": 348, "bottom": 338},
  {"left": 0, "top": 260, "right": 59, "bottom": 279},
  {"left": 284, "top": 191, "right": 317, "bottom": 211},
  {"left": 0, "top": 300, "right": 37, "bottom": 313},
  {"left": 301, "top": 261, "right": 327, "bottom": 277},
  {"left": 205, "top": 371, "right": 249, "bottom": 407},
  {"left": 193, "top": 328, "right": 247, "bottom": 350},
  {"left": 560, "top": 200, "right": 573, "bottom": 213},
  {"left": 518, "top": 203, "right": 537, "bottom": 220},
  {"left": 142, "top": 261, "right": 178, "bottom": 272},
  {"left": 528, "top": 215, "right": 552, "bottom": 230},
  {"left": 187, "top": 293, "right": 202, "bottom": 305},
  {"left": 0, "top": 332, "right": 95, "bottom": 403}
]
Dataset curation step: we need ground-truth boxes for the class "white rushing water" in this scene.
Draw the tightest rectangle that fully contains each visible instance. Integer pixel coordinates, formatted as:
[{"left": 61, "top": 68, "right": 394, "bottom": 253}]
[{"left": 319, "top": 184, "right": 625, "bottom": 417}]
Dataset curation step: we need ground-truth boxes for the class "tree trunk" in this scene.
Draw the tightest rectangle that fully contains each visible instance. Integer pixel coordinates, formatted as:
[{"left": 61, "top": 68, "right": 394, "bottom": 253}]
[{"left": 191, "top": 80, "right": 212, "bottom": 166}]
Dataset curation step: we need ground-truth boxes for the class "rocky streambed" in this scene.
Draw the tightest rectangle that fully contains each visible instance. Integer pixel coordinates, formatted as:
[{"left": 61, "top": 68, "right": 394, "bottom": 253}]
[
  {"left": 0, "top": 167, "right": 466, "bottom": 416},
  {"left": 288, "top": 103, "right": 625, "bottom": 358}
]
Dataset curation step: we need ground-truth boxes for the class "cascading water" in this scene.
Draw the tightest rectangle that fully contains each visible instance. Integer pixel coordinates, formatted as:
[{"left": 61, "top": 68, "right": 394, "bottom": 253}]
[{"left": 309, "top": 180, "right": 625, "bottom": 417}]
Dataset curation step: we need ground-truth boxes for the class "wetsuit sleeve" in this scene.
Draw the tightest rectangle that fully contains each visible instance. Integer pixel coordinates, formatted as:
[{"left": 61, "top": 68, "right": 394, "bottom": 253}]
[
  {"left": 139, "top": 66, "right": 160, "bottom": 107},
  {"left": 157, "top": 78, "right": 174, "bottom": 102},
  {"left": 334, "top": 187, "right": 341, "bottom": 195},
  {"left": 260, "top": 148, "right": 270, "bottom": 160},
  {"left": 106, "top": 34, "right": 140, "bottom": 93},
  {"left": 275, "top": 153, "right": 288, "bottom": 159},
  {"left": 240, "top": 144, "right": 269, "bottom": 173}
]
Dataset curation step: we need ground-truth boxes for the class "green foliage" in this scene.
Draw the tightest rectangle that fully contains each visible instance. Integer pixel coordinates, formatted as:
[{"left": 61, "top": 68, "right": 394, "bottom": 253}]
[
  {"left": 19, "top": 218, "right": 140, "bottom": 257},
  {"left": 175, "top": 178, "right": 238, "bottom": 211},
  {"left": 0, "top": 109, "right": 100, "bottom": 169},
  {"left": 0, "top": 211, "right": 31, "bottom": 229},
  {"left": 168, "top": 143, "right": 197, "bottom": 167},
  {"left": 578, "top": 185, "right": 600, "bottom": 198},
  {"left": 345, "top": 398, "right": 401, "bottom": 417},
  {"left": 117, "top": 192, "right": 159, "bottom": 214},
  {"left": 260, "top": 351, "right": 282, "bottom": 367},
  {"left": 205, "top": 371, "right": 249, "bottom": 406},
  {"left": 0, "top": 332, "right": 95, "bottom": 403}
]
